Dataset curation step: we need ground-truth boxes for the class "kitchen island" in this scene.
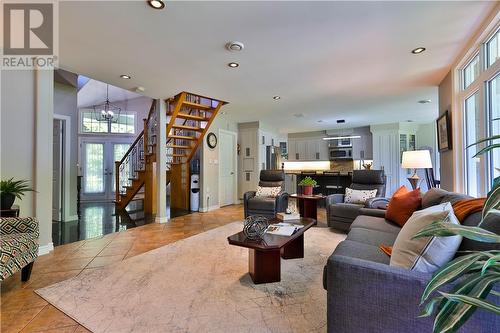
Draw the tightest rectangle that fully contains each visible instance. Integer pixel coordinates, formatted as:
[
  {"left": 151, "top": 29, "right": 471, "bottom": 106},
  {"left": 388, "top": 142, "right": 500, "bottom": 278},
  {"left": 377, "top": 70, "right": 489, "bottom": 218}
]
[{"left": 285, "top": 171, "right": 353, "bottom": 196}]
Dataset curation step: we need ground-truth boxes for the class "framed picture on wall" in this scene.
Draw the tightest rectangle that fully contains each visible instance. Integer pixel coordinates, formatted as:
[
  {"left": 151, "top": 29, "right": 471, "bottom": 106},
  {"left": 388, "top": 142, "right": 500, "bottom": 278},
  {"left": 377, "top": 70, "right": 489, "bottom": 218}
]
[{"left": 437, "top": 110, "right": 452, "bottom": 152}]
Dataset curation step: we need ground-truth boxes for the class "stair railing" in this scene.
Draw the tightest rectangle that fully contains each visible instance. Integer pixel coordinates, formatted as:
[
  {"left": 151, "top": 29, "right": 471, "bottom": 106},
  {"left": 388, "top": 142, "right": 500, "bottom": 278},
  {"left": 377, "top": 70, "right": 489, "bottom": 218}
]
[{"left": 115, "top": 100, "right": 156, "bottom": 204}]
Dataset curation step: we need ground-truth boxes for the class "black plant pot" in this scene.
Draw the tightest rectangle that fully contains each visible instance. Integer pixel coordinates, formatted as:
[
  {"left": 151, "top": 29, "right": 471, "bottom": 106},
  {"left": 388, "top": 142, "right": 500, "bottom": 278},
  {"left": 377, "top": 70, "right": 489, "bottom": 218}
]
[{"left": 0, "top": 193, "right": 15, "bottom": 209}]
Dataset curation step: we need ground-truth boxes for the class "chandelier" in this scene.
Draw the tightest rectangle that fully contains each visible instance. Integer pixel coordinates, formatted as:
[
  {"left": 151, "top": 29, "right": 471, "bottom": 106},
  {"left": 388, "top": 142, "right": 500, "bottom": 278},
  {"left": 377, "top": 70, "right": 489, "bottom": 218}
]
[{"left": 92, "top": 84, "right": 121, "bottom": 122}]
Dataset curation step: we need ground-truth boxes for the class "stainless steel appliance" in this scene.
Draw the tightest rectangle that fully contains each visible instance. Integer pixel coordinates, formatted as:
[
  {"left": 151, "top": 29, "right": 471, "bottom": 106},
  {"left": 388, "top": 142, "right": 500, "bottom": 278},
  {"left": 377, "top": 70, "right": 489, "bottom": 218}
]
[
  {"left": 266, "top": 146, "right": 284, "bottom": 170},
  {"left": 335, "top": 138, "right": 353, "bottom": 147},
  {"left": 329, "top": 146, "right": 353, "bottom": 160}
]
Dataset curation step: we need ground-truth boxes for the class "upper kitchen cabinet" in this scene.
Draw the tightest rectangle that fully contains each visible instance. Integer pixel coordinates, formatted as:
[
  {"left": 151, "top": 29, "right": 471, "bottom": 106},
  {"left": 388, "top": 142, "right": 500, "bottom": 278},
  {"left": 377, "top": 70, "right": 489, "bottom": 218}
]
[
  {"left": 350, "top": 127, "right": 373, "bottom": 160},
  {"left": 287, "top": 133, "right": 328, "bottom": 161}
]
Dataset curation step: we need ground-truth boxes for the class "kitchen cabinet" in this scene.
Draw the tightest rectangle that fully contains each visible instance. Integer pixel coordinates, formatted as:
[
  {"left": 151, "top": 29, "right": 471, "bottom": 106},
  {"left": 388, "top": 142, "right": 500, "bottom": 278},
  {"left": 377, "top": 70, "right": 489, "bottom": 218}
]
[{"left": 286, "top": 137, "right": 328, "bottom": 161}]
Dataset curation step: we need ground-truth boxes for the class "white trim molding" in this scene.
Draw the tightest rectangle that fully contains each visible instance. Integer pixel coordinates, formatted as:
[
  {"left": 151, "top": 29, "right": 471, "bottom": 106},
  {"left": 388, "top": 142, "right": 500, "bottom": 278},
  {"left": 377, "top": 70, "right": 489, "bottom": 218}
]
[
  {"left": 38, "top": 242, "right": 54, "bottom": 256},
  {"left": 199, "top": 205, "right": 220, "bottom": 213},
  {"left": 155, "top": 216, "right": 169, "bottom": 224}
]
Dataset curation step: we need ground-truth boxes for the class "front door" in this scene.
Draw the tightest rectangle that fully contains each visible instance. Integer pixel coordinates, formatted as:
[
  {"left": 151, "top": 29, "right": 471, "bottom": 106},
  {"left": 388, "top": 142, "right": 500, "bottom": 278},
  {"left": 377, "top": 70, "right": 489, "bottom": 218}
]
[{"left": 81, "top": 139, "right": 130, "bottom": 201}]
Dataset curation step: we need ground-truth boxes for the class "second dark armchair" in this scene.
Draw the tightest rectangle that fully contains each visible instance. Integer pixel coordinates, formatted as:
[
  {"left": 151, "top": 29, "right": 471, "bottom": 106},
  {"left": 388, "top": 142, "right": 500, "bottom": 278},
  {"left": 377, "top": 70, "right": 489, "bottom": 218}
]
[
  {"left": 326, "top": 170, "right": 388, "bottom": 231},
  {"left": 244, "top": 170, "right": 289, "bottom": 218}
]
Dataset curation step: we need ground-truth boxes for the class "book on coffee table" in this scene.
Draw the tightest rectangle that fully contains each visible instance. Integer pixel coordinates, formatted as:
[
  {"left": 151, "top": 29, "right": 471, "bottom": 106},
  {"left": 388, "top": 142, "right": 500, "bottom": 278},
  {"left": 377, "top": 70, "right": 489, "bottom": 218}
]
[{"left": 265, "top": 223, "right": 304, "bottom": 236}]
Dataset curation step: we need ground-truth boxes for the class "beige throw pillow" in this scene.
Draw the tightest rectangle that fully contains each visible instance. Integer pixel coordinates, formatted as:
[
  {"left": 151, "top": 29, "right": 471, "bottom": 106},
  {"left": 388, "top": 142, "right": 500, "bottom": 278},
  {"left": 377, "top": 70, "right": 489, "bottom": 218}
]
[
  {"left": 390, "top": 202, "right": 462, "bottom": 273},
  {"left": 344, "top": 188, "right": 378, "bottom": 204},
  {"left": 255, "top": 186, "right": 281, "bottom": 198}
]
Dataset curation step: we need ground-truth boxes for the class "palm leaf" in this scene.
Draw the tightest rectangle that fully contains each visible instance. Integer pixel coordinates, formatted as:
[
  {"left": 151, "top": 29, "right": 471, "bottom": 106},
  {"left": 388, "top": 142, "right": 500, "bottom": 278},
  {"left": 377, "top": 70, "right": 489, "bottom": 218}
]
[
  {"left": 466, "top": 134, "right": 500, "bottom": 148},
  {"left": 480, "top": 185, "right": 500, "bottom": 223},
  {"left": 439, "top": 292, "right": 500, "bottom": 315},
  {"left": 413, "top": 221, "right": 500, "bottom": 243},
  {"left": 433, "top": 273, "right": 500, "bottom": 333},
  {"left": 420, "top": 296, "right": 445, "bottom": 317},
  {"left": 473, "top": 143, "right": 500, "bottom": 158},
  {"left": 420, "top": 252, "right": 491, "bottom": 304},
  {"left": 481, "top": 255, "right": 500, "bottom": 275}
]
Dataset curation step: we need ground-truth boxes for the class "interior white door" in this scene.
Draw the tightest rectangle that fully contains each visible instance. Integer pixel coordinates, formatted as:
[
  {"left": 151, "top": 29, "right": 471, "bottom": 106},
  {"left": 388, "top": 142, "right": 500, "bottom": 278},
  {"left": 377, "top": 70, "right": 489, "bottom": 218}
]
[
  {"left": 219, "top": 130, "right": 237, "bottom": 207},
  {"left": 52, "top": 120, "right": 63, "bottom": 221}
]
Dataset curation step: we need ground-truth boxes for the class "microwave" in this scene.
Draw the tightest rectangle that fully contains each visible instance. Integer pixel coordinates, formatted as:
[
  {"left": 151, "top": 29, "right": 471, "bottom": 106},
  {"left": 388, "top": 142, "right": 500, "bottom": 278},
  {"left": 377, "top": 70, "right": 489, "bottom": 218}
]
[{"left": 329, "top": 147, "right": 353, "bottom": 160}]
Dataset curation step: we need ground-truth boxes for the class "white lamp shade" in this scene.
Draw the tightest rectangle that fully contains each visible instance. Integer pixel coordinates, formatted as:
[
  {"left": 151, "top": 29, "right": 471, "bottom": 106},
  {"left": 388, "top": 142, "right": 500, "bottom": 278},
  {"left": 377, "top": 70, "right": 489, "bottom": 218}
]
[{"left": 402, "top": 150, "right": 433, "bottom": 169}]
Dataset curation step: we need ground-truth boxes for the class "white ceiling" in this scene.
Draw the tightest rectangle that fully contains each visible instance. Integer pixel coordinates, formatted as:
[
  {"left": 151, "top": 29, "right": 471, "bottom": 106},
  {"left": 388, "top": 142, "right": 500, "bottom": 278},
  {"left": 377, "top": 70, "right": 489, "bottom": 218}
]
[
  {"left": 77, "top": 79, "right": 144, "bottom": 108},
  {"left": 58, "top": 1, "right": 496, "bottom": 133}
]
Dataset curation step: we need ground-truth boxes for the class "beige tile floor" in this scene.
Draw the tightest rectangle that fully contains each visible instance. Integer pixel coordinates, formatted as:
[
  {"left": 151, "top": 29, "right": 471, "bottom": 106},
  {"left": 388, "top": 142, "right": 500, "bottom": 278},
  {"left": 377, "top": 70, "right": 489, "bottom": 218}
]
[{"left": 1, "top": 204, "right": 327, "bottom": 332}]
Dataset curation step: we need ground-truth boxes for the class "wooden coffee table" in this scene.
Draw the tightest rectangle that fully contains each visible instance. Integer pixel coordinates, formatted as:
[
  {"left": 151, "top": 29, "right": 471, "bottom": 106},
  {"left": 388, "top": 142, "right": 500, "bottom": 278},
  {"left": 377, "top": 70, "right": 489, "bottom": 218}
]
[
  {"left": 289, "top": 194, "right": 325, "bottom": 221},
  {"left": 227, "top": 217, "right": 315, "bottom": 284}
]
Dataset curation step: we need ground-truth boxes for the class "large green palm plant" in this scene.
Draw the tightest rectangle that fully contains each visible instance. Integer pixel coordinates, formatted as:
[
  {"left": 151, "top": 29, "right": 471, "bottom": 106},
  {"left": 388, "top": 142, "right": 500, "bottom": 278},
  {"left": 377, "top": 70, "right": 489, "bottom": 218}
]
[{"left": 413, "top": 119, "right": 500, "bottom": 332}]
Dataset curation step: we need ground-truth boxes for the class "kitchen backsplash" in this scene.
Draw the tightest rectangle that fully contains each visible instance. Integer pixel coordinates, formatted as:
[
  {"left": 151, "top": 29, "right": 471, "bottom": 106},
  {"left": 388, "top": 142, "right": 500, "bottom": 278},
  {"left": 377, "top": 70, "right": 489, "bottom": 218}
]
[{"left": 330, "top": 160, "right": 354, "bottom": 172}]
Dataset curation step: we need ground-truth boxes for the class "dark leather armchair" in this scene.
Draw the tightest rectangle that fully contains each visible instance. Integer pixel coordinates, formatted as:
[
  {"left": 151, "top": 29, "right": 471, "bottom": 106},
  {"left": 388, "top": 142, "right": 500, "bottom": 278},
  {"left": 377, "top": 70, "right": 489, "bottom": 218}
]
[
  {"left": 326, "top": 170, "right": 387, "bottom": 231},
  {"left": 244, "top": 170, "right": 289, "bottom": 218}
]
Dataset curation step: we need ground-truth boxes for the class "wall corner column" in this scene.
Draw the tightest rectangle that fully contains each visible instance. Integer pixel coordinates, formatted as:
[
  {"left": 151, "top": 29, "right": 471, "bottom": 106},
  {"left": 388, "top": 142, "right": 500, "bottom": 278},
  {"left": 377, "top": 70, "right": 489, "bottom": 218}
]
[{"left": 155, "top": 98, "right": 168, "bottom": 223}]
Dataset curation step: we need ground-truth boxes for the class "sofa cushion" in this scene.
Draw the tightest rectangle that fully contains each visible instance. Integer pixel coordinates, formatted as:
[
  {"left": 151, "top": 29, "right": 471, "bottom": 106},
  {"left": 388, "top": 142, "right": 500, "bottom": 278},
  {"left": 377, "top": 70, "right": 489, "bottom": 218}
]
[
  {"left": 329, "top": 203, "right": 364, "bottom": 219},
  {"left": 385, "top": 186, "right": 422, "bottom": 226},
  {"left": 347, "top": 227, "right": 399, "bottom": 247},
  {"left": 350, "top": 215, "right": 401, "bottom": 235},
  {"left": 390, "top": 203, "right": 462, "bottom": 273},
  {"left": 0, "top": 233, "right": 38, "bottom": 280},
  {"left": 458, "top": 212, "right": 500, "bottom": 253},
  {"left": 247, "top": 197, "right": 275, "bottom": 211},
  {"left": 332, "top": 240, "right": 390, "bottom": 264}
]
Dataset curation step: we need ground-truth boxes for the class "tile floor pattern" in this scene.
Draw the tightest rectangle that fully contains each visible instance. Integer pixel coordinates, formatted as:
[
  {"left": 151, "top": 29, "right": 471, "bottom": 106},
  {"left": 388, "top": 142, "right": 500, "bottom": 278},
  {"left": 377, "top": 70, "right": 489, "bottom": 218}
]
[{"left": 1, "top": 205, "right": 328, "bottom": 333}]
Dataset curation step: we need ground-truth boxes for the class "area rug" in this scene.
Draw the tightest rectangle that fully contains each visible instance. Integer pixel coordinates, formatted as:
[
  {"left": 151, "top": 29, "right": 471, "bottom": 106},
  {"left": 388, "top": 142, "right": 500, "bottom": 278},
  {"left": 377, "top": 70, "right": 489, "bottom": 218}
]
[{"left": 36, "top": 222, "right": 346, "bottom": 333}]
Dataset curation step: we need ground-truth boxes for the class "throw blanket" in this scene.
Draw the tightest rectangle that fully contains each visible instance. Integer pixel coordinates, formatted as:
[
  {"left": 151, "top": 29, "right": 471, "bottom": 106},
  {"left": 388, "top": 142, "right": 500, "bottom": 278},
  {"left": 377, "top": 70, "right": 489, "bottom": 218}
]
[
  {"left": 452, "top": 198, "right": 486, "bottom": 222},
  {"left": 379, "top": 198, "right": 486, "bottom": 257}
]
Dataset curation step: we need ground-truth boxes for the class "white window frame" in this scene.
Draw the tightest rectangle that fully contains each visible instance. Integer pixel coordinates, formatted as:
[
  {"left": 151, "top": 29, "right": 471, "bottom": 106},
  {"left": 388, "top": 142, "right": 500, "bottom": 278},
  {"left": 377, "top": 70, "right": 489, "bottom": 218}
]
[
  {"left": 452, "top": 13, "right": 500, "bottom": 195},
  {"left": 79, "top": 109, "right": 138, "bottom": 136}
]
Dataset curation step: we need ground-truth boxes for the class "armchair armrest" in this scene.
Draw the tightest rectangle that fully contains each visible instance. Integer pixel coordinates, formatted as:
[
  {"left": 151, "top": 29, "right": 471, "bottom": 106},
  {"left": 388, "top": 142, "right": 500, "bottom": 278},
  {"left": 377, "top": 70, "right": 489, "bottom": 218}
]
[
  {"left": 325, "top": 194, "right": 344, "bottom": 206},
  {"left": 243, "top": 191, "right": 257, "bottom": 218},
  {"left": 0, "top": 217, "right": 39, "bottom": 238},
  {"left": 365, "top": 197, "right": 389, "bottom": 209},
  {"left": 358, "top": 208, "right": 386, "bottom": 218},
  {"left": 274, "top": 192, "right": 289, "bottom": 214}
]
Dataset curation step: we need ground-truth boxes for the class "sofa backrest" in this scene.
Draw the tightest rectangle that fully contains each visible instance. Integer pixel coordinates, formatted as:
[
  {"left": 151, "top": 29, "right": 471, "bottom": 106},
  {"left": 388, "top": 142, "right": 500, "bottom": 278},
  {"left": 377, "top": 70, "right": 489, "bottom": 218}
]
[
  {"left": 421, "top": 188, "right": 499, "bottom": 254},
  {"left": 350, "top": 170, "right": 386, "bottom": 197}
]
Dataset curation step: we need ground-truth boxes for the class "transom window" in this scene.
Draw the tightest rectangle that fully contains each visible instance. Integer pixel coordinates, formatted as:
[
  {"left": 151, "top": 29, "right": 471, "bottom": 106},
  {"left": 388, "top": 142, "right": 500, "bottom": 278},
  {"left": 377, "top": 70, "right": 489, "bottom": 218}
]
[
  {"left": 486, "top": 28, "right": 499, "bottom": 68},
  {"left": 463, "top": 55, "right": 480, "bottom": 89},
  {"left": 80, "top": 110, "right": 136, "bottom": 134}
]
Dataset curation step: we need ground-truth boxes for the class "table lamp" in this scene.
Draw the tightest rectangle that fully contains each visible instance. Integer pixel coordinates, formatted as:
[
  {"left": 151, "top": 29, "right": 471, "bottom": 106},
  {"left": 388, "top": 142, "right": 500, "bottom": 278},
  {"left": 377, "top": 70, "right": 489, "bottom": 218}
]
[{"left": 401, "top": 150, "right": 432, "bottom": 190}]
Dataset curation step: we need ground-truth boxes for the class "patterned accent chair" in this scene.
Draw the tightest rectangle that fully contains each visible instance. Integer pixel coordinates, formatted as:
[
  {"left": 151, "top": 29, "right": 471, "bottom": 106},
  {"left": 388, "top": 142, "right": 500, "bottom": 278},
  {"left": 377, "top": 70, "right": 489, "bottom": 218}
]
[{"left": 0, "top": 217, "right": 39, "bottom": 281}]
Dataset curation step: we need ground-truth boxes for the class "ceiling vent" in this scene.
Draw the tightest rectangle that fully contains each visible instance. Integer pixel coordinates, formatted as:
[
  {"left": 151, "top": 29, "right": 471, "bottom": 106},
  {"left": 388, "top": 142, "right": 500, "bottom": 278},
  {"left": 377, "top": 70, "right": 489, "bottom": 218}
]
[
  {"left": 337, "top": 119, "right": 345, "bottom": 123},
  {"left": 226, "top": 41, "right": 244, "bottom": 52}
]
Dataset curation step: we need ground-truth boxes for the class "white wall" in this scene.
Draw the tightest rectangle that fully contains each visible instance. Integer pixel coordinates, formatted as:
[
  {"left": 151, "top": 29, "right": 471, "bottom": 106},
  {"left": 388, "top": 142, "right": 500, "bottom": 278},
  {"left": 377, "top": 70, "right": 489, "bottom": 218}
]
[
  {"left": 1, "top": 69, "right": 54, "bottom": 251},
  {"left": 200, "top": 114, "right": 237, "bottom": 211}
]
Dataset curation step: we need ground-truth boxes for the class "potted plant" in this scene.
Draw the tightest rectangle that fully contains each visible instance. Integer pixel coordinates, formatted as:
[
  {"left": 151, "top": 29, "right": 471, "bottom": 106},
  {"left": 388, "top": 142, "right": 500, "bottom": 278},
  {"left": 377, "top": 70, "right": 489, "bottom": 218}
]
[
  {"left": 413, "top": 118, "right": 500, "bottom": 332},
  {"left": 298, "top": 176, "right": 317, "bottom": 195},
  {"left": 0, "top": 178, "right": 35, "bottom": 210}
]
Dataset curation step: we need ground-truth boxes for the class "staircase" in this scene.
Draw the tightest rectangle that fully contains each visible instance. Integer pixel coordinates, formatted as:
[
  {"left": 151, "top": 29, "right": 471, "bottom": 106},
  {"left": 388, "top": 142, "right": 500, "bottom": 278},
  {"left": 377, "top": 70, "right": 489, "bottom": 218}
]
[{"left": 115, "top": 92, "right": 227, "bottom": 213}]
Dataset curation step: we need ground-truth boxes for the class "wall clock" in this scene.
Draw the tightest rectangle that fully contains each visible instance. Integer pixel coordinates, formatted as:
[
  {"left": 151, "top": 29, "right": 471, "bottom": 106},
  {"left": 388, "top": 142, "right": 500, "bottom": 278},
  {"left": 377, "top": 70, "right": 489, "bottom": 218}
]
[{"left": 207, "top": 132, "right": 217, "bottom": 149}]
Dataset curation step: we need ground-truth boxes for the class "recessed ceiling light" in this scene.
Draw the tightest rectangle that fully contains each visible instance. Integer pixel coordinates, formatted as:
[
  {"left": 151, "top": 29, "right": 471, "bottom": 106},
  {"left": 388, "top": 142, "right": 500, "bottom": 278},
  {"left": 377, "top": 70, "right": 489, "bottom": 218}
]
[
  {"left": 120, "top": 74, "right": 131, "bottom": 79},
  {"left": 228, "top": 62, "right": 239, "bottom": 68},
  {"left": 226, "top": 41, "right": 244, "bottom": 52},
  {"left": 411, "top": 47, "right": 426, "bottom": 54},
  {"left": 418, "top": 99, "right": 432, "bottom": 104},
  {"left": 148, "top": 0, "right": 165, "bottom": 9},
  {"left": 273, "top": 96, "right": 281, "bottom": 100}
]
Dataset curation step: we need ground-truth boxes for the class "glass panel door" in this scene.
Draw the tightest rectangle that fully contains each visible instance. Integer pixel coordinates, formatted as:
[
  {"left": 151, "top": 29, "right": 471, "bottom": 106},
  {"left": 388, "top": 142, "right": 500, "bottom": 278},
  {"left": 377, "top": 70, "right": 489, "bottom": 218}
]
[
  {"left": 112, "top": 143, "right": 131, "bottom": 197},
  {"left": 83, "top": 143, "right": 105, "bottom": 195},
  {"left": 464, "top": 93, "right": 481, "bottom": 197}
]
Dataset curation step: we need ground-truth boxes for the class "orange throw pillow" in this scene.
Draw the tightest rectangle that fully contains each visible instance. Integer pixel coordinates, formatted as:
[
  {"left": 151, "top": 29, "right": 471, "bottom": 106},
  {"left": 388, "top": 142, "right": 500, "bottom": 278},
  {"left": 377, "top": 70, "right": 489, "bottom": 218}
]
[{"left": 385, "top": 186, "right": 422, "bottom": 227}]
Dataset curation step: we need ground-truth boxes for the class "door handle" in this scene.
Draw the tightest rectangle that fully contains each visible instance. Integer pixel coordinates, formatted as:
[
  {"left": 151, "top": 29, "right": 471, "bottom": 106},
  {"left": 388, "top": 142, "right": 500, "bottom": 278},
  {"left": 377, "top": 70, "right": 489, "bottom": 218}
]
[{"left": 230, "top": 172, "right": 234, "bottom": 175}]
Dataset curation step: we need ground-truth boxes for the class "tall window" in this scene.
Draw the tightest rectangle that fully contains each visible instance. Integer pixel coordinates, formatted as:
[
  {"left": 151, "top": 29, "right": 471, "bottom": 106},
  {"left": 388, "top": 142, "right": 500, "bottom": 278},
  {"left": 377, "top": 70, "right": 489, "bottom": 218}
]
[
  {"left": 464, "top": 93, "right": 481, "bottom": 197},
  {"left": 80, "top": 110, "right": 136, "bottom": 134},
  {"left": 489, "top": 74, "right": 500, "bottom": 183},
  {"left": 459, "top": 22, "right": 500, "bottom": 196}
]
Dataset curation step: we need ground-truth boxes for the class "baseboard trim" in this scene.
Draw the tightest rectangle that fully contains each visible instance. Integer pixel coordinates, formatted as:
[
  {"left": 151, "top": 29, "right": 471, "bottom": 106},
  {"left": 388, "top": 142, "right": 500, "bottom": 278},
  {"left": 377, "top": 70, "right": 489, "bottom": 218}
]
[
  {"left": 199, "top": 205, "right": 220, "bottom": 213},
  {"left": 155, "top": 216, "right": 169, "bottom": 223},
  {"left": 38, "top": 242, "right": 54, "bottom": 256}
]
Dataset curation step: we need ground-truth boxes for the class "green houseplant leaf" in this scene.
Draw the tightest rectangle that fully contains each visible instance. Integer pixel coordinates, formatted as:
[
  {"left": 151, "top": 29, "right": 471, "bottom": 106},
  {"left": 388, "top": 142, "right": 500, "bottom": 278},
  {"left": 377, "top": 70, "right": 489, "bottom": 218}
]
[
  {"left": 413, "top": 220, "right": 500, "bottom": 243},
  {"left": 439, "top": 293, "right": 500, "bottom": 315},
  {"left": 298, "top": 176, "right": 317, "bottom": 187},
  {"left": 0, "top": 178, "right": 35, "bottom": 200}
]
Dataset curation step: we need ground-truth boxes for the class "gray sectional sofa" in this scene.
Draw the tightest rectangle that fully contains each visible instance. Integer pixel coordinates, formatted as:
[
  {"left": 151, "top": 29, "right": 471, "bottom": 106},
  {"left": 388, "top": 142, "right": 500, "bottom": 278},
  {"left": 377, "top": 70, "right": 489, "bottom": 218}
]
[{"left": 323, "top": 188, "right": 500, "bottom": 333}]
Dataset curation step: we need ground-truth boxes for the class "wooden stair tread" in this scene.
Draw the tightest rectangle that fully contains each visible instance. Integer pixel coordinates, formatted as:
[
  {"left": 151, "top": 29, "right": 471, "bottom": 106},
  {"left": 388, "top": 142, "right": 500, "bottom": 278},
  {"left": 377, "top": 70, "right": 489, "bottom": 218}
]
[
  {"left": 167, "top": 144, "right": 191, "bottom": 149},
  {"left": 167, "top": 153, "right": 186, "bottom": 157},
  {"left": 169, "top": 135, "right": 197, "bottom": 140},
  {"left": 175, "top": 113, "right": 209, "bottom": 121},
  {"left": 171, "top": 124, "right": 203, "bottom": 132},
  {"left": 182, "top": 101, "right": 212, "bottom": 111}
]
